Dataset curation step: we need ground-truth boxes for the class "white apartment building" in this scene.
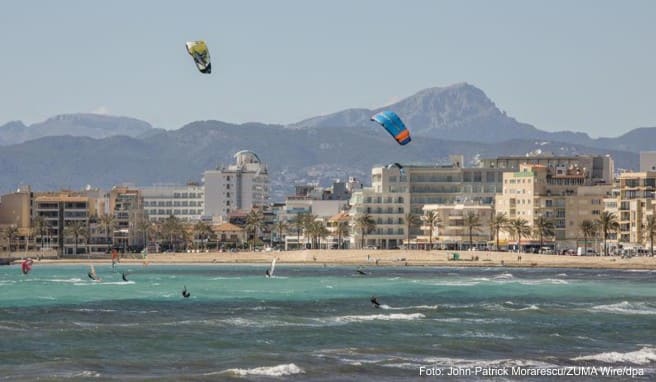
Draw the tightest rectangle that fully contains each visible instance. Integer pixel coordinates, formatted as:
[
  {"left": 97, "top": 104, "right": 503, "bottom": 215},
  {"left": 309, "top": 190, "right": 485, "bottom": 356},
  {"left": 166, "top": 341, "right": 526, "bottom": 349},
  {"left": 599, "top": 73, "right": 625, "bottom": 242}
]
[
  {"left": 203, "top": 150, "right": 269, "bottom": 219},
  {"left": 141, "top": 184, "right": 204, "bottom": 222}
]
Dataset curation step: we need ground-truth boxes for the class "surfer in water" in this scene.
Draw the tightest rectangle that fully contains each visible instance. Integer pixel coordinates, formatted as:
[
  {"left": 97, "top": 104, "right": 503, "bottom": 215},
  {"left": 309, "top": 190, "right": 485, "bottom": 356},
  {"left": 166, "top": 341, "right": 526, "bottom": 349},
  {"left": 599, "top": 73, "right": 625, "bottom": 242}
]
[
  {"left": 265, "top": 269, "right": 271, "bottom": 278},
  {"left": 182, "top": 285, "right": 191, "bottom": 298},
  {"left": 356, "top": 267, "right": 367, "bottom": 275},
  {"left": 370, "top": 296, "right": 381, "bottom": 308},
  {"left": 121, "top": 272, "right": 128, "bottom": 282}
]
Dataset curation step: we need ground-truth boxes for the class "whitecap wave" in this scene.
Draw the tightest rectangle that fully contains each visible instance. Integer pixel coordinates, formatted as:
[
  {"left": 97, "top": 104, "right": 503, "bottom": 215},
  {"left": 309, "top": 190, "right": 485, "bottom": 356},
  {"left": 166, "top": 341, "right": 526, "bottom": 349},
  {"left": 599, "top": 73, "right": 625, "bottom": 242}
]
[
  {"left": 222, "top": 363, "right": 304, "bottom": 377},
  {"left": 589, "top": 301, "right": 656, "bottom": 315},
  {"left": 494, "top": 273, "right": 514, "bottom": 280},
  {"left": 518, "top": 279, "right": 568, "bottom": 285},
  {"left": 332, "top": 313, "right": 425, "bottom": 323},
  {"left": 383, "top": 305, "right": 439, "bottom": 311},
  {"left": 49, "top": 278, "right": 83, "bottom": 283},
  {"left": 572, "top": 347, "right": 656, "bottom": 365}
]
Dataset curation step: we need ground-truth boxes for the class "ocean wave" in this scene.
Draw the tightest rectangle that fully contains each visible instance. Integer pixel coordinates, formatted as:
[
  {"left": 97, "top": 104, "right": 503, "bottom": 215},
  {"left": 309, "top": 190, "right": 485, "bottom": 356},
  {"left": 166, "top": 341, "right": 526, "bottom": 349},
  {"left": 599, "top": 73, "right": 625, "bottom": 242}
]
[
  {"left": 221, "top": 363, "right": 304, "bottom": 377},
  {"left": 49, "top": 278, "right": 83, "bottom": 283},
  {"left": 493, "top": 273, "right": 514, "bottom": 280},
  {"left": 517, "top": 278, "right": 568, "bottom": 285},
  {"left": 572, "top": 347, "right": 656, "bottom": 365},
  {"left": 589, "top": 301, "right": 656, "bottom": 315},
  {"left": 332, "top": 313, "right": 425, "bottom": 323},
  {"left": 439, "top": 331, "right": 516, "bottom": 340},
  {"left": 382, "top": 305, "right": 439, "bottom": 311},
  {"left": 432, "top": 317, "right": 513, "bottom": 324}
]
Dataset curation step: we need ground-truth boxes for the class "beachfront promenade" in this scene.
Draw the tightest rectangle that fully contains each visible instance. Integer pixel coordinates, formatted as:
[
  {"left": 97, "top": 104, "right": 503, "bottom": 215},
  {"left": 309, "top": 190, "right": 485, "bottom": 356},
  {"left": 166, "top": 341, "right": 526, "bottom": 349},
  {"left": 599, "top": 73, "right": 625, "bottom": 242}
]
[{"left": 27, "top": 249, "right": 656, "bottom": 270}]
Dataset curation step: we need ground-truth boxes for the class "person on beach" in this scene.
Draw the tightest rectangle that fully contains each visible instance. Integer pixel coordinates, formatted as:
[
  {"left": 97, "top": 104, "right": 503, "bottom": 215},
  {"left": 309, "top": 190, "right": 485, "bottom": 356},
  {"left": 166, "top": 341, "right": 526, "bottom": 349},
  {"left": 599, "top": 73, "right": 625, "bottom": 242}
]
[
  {"left": 370, "top": 296, "right": 381, "bottom": 308},
  {"left": 182, "top": 286, "right": 191, "bottom": 298}
]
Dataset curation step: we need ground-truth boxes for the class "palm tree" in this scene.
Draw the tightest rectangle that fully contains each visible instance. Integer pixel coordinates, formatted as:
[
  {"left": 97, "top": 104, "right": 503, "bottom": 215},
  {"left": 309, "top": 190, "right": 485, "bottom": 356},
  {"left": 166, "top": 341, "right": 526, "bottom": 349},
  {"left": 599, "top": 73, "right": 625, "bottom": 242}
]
[
  {"left": 354, "top": 213, "right": 376, "bottom": 249},
  {"left": 490, "top": 212, "right": 509, "bottom": 251},
  {"left": 644, "top": 215, "right": 656, "bottom": 257},
  {"left": 193, "top": 221, "right": 214, "bottom": 250},
  {"left": 463, "top": 211, "right": 482, "bottom": 249},
  {"left": 4, "top": 226, "right": 18, "bottom": 253},
  {"left": 301, "top": 214, "right": 318, "bottom": 249},
  {"left": 335, "top": 220, "right": 349, "bottom": 249},
  {"left": 290, "top": 213, "right": 306, "bottom": 250},
  {"left": 162, "top": 215, "right": 183, "bottom": 252},
  {"left": 533, "top": 215, "right": 555, "bottom": 250},
  {"left": 136, "top": 219, "right": 152, "bottom": 250},
  {"left": 274, "top": 220, "right": 288, "bottom": 248},
  {"left": 404, "top": 212, "right": 421, "bottom": 249},
  {"left": 309, "top": 220, "right": 329, "bottom": 249},
  {"left": 421, "top": 210, "right": 440, "bottom": 250},
  {"left": 580, "top": 219, "right": 597, "bottom": 256},
  {"left": 244, "top": 209, "right": 265, "bottom": 251},
  {"left": 31, "top": 215, "right": 47, "bottom": 250},
  {"left": 508, "top": 218, "right": 531, "bottom": 252},
  {"left": 597, "top": 211, "right": 619, "bottom": 256},
  {"left": 64, "top": 221, "right": 88, "bottom": 257},
  {"left": 100, "top": 214, "right": 115, "bottom": 250}
]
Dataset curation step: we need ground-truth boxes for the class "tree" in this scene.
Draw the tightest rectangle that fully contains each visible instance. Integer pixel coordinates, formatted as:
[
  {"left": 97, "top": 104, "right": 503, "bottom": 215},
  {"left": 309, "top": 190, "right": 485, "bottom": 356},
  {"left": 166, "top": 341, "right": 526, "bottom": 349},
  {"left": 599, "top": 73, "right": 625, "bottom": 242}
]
[
  {"left": 64, "top": 221, "right": 88, "bottom": 258},
  {"left": 404, "top": 212, "right": 421, "bottom": 249},
  {"left": 421, "top": 210, "right": 440, "bottom": 250},
  {"left": 244, "top": 209, "right": 265, "bottom": 251},
  {"left": 100, "top": 214, "right": 115, "bottom": 250},
  {"left": 508, "top": 218, "right": 531, "bottom": 252},
  {"left": 533, "top": 215, "right": 555, "bottom": 250},
  {"left": 354, "top": 213, "right": 376, "bottom": 249},
  {"left": 4, "top": 226, "right": 18, "bottom": 253},
  {"left": 597, "top": 211, "right": 619, "bottom": 256},
  {"left": 162, "top": 215, "right": 183, "bottom": 252},
  {"left": 301, "top": 214, "right": 318, "bottom": 249},
  {"left": 308, "top": 220, "right": 329, "bottom": 249},
  {"left": 274, "top": 220, "right": 288, "bottom": 248},
  {"left": 644, "top": 215, "right": 656, "bottom": 257},
  {"left": 580, "top": 219, "right": 597, "bottom": 256},
  {"left": 335, "top": 220, "right": 349, "bottom": 249},
  {"left": 490, "top": 212, "right": 509, "bottom": 251},
  {"left": 136, "top": 220, "right": 152, "bottom": 250},
  {"left": 193, "top": 221, "right": 214, "bottom": 250},
  {"left": 290, "top": 213, "right": 306, "bottom": 250},
  {"left": 463, "top": 211, "right": 482, "bottom": 249},
  {"left": 31, "top": 215, "right": 47, "bottom": 250}
]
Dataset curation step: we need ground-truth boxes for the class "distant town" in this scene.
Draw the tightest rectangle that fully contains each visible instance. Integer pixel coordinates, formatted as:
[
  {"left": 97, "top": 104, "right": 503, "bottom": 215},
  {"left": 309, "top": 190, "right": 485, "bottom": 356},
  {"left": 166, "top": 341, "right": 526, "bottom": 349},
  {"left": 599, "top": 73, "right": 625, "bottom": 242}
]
[{"left": 1, "top": 149, "right": 656, "bottom": 258}]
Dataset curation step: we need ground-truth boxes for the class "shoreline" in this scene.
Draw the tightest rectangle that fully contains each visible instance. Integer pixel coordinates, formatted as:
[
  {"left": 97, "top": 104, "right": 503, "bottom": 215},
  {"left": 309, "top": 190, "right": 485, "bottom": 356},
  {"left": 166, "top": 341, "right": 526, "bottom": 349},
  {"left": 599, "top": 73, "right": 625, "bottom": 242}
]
[{"left": 14, "top": 249, "right": 656, "bottom": 270}]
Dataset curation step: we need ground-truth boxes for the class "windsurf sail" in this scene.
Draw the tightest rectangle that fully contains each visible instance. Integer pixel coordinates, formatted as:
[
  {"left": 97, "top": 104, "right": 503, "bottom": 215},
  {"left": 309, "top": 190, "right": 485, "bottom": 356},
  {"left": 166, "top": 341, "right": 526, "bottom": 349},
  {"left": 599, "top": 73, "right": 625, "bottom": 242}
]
[{"left": 268, "top": 257, "right": 277, "bottom": 277}]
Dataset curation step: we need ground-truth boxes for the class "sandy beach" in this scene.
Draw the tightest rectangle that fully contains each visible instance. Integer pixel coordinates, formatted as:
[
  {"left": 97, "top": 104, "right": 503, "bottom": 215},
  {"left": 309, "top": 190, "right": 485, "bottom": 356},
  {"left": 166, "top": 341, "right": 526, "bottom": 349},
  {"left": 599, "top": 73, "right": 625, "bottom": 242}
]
[{"left": 27, "top": 249, "right": 656, "bottom": 269}]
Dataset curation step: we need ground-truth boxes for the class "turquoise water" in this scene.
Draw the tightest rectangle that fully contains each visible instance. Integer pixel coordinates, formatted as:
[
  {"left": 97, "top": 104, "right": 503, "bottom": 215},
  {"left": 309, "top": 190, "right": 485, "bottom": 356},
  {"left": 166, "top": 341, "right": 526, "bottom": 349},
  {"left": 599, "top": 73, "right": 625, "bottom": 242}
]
[{"left": 1, "top": 264, "right": 655, "bottom": 381}]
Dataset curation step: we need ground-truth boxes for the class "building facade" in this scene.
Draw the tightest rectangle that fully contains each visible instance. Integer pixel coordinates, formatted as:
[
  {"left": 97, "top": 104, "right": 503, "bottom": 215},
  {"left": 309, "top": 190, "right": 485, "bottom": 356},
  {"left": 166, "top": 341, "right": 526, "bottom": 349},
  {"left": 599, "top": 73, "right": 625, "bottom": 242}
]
[
  {"left": 141, "top": 184, "right": 204, "bottom": 222},
  {"left": 204, "top": 150, "right": 269, "bottom": 219}
]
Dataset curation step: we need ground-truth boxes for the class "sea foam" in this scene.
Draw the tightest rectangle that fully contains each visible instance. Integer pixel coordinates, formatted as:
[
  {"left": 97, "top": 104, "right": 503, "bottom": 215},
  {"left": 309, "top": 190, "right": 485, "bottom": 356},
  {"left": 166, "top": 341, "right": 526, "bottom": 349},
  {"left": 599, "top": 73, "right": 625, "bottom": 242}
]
[
  {"left": 222, "top": 363, "right": 304, "bottom": 377},
  {"left": 572, "top": 347, "right": 656, "bottom": 365}
]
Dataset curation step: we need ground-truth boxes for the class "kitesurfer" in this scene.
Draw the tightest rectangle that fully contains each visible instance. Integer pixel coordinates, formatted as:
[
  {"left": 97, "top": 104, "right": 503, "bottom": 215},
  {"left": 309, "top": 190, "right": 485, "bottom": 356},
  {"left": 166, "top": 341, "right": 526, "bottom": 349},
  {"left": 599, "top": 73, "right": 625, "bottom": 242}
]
[
  {"left": 121, "top": 272, "right": 128, "bottom": 282},
  {"left": 21, "top": 258, "right": 33, "bottom": 275},
  {"left": 182, "top": 285, "right": 191, "bottom": 298},
  {"left": 370, "top": 296, "right": 381, "bottom": 308}
]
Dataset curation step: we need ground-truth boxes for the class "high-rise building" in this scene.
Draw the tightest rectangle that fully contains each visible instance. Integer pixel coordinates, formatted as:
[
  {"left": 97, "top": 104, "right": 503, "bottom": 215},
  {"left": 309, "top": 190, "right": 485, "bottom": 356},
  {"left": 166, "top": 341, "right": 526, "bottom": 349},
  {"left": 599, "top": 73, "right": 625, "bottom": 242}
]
[
  {"left": 109, "top": 186, "right": 146, "bottom": 250},
  {"left": 203, "top": 151, "right": 269, "bottom": 219}
]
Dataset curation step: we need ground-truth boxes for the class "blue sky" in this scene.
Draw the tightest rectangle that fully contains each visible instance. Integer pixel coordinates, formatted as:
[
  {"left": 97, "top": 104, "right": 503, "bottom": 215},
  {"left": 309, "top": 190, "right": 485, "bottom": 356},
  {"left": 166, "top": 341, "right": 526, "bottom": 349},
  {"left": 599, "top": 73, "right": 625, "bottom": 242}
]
[{"left": 1, "top": 0, "right": 654, "bottom": 137}]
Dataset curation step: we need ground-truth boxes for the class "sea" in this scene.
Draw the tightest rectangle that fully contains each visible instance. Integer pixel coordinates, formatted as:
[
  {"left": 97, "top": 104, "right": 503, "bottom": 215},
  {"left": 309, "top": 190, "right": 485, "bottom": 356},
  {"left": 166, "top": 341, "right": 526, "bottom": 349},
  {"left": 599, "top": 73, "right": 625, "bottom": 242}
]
[{"left": 1, "top": 263, "right": 655, "bottom": 381}]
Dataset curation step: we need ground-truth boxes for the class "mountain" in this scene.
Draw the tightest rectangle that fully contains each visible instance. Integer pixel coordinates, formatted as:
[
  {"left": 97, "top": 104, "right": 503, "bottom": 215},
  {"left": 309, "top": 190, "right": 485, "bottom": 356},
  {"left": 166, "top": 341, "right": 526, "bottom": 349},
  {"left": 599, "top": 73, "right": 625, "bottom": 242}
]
[
  {"left": 0, "top": 114, "right": 153, "bottom": 145},
  {"left": 289, "top": 83, "right": 652, "bottom": 148},
  {"left": 0, "top": 120, "right": 638, "bottom": 201}
]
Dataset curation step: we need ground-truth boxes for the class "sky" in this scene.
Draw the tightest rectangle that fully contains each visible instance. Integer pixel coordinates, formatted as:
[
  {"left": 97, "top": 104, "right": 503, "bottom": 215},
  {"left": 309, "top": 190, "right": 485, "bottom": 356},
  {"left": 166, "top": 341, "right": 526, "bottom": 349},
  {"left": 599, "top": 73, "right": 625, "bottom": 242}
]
[{"left": 0, "top": 0, "right": 654, "bottom": 137}]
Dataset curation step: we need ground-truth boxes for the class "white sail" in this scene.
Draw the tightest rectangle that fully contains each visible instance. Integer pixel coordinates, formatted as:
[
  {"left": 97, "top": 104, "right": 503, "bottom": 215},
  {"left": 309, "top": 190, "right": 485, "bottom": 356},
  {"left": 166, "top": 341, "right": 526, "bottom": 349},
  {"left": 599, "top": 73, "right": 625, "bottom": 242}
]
[{"left": 270, "top": 258, "right": 277, "bottom": 277}]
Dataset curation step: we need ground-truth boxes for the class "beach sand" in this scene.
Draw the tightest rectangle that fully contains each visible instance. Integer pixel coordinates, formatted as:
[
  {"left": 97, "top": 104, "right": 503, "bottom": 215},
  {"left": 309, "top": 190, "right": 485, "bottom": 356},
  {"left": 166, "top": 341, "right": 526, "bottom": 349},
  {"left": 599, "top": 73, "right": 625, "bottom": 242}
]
[{"left": 33, "top": 249, "right": 656, "bottom": 269}]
